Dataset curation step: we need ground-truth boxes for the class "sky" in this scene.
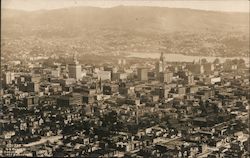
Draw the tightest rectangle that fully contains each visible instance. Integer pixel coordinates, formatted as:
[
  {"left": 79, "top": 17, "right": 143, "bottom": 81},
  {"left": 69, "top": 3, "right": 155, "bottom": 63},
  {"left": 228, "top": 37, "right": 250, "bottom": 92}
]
[{"left": 2, "top": 0, "right": 249, "bottom": 13}]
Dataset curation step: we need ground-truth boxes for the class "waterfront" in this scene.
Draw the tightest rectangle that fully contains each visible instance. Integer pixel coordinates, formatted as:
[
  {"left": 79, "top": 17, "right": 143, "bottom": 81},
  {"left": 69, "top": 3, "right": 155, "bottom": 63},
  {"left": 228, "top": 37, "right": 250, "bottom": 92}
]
[{"left": 128, "top": 52, "right": 249, "bottom": 64}]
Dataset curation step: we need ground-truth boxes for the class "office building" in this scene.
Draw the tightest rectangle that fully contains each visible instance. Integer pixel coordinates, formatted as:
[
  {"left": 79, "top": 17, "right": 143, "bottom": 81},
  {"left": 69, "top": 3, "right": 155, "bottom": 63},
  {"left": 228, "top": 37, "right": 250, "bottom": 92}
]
[
  {"left": 184, "top": 73, "right": 195, "bottom": 85},
  {"left": 3, "top": 72, "right": 15, "bottom": 85},
  {"left": 155, "top": 52, "right": 166, "bottom": 78},
  {"left": 138, "top": 68, "right": 148, "bottom": 81},
  {"left": 159, "top": 72, "right": 173, "bottom": 83},
  {"left": 68, "top": 54, "right": 82, "bottom": 80}
]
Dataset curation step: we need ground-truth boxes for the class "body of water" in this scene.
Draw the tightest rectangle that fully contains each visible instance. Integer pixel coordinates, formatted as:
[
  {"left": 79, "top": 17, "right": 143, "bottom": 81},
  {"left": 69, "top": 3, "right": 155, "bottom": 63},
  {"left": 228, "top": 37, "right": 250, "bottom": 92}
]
[{"left": 127, "top": 52, "right": 249, "bottom": 65}]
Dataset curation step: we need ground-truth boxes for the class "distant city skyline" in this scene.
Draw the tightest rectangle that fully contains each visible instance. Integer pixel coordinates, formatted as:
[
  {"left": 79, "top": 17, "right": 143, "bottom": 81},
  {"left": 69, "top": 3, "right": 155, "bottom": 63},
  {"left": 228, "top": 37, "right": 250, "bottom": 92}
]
[{"left": 2, "top": 0, "right": 250, "bottom": 13}]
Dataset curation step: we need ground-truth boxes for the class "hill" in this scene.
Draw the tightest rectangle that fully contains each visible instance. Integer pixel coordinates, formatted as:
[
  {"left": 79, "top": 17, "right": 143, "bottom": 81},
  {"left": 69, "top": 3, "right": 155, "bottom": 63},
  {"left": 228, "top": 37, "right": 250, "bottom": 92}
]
[
  {"left": 2, "top": 6, "right": 249, "bottom": 37},
  {"left": 1, "top": 6, "right": 249, "bottom": 57}
]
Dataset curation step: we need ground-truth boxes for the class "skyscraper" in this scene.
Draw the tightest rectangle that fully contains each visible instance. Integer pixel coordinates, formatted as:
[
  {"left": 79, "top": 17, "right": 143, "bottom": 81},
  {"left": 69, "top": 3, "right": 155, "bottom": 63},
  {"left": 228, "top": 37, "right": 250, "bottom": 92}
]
[
  {"left": 68, "top": 53, "right": 82, "bottom": 81},
  {"left": 156, "top": 52, "right": 166, "bottom": 79},
  {"left": 3, "top": 72, "right": 15, "bottom": 85},
  {"left": 159, "top": 72, "right": 173, "bottom": 83},
  {"left": 138, "top": 68, "right": 148, "bottom": 81}
]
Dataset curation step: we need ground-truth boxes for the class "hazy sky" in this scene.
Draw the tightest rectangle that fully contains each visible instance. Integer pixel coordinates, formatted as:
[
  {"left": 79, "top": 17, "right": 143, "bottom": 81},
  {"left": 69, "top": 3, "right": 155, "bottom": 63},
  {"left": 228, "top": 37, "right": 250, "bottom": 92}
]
[{"left": 2, "top": 0, "right": 249, "bottom": 12}]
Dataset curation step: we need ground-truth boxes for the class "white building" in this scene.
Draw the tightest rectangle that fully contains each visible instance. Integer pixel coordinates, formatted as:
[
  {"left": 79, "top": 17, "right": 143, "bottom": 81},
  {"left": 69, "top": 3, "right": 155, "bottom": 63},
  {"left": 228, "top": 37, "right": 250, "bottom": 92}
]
[
  {"left": 3, "top": 72, "right": 15, "bottom": 84},
  {"left": 97, "top": 70, "right": 111, "bottom": 81},
  {"left": 68, "top": 54, "right": 82, "bottom": 81}
]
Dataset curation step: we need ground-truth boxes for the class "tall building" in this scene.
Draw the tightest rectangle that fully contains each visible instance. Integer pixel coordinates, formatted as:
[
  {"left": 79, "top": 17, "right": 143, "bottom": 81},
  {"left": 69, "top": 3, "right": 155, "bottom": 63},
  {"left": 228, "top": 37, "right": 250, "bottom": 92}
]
[
  {"left": 178, "top": 71, "right": 194, "bottom": 85},
  {"left": 156, "top": 52, "right": 165, "bottom": 78},
  {"left": 138, "top": 68, "right": 148, "bottom": 81},
  {"left": 3, "top": 72, "right": 15, "bottom": 85},
  {"left": 159, "top": 72, "right": 173, "bottom": 83},
  {"left": 184, "top": 73, "right": 194, "bottom": 85},
  {"left": 68, "top": 54, "right": 82, "bottom": 81}
]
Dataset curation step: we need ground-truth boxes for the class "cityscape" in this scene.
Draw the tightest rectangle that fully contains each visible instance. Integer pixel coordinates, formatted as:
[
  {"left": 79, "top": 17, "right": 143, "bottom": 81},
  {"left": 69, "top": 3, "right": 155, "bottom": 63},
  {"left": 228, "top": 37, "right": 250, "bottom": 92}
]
[{"left": 1, "top": 0, "right": 249, "bottom": 157}]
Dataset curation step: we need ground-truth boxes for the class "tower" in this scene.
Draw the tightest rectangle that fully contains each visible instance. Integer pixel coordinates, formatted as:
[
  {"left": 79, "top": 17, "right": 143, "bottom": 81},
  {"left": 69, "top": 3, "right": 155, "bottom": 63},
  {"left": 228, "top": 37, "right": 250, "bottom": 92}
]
[
  {"left": 96, "top": 78, "right": 102, "bottom": 93},
  {"left": 156, "top": 52, "right": 166, "bottom": 79},
  {"left": 138, "top": 68, "right": 148, "bottom": 81},
  {"left": 135, "top": 99, "right": 140, "bottom": 125},
  {"left": 159, "top": 72, "right": 173, "bottom": 83},
  {"left": 160, "top": 52, "right": 165, "bottom": 72},
  {"left": 68, "top": 53, "right": 82, "bottom": 80},
  {"left": 136, "top": 105, "right": 139, "bottom": 125},
  {"left": 3, "top": 72, "right": 15, "bottom": 85}
]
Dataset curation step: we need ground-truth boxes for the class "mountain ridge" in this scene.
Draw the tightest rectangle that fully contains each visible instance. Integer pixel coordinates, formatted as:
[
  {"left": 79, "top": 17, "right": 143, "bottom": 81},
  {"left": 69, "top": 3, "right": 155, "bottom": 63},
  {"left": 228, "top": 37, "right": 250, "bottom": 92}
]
[
  {"left": 2, "top": 6, "right": 249, "bottom": 37},
  {"left": 2, "top": 5, "right": 250, "bottom": 14},
  {"left": 1, "top": 6, "right": 249, "bottom": 57}
]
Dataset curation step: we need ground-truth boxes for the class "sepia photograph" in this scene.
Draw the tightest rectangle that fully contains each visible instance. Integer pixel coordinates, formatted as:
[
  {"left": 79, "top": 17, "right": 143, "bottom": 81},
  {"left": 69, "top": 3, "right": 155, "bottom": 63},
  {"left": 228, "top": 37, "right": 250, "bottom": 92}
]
[{"left": 0, "top": 0, "right": 249, "bottom": 157}]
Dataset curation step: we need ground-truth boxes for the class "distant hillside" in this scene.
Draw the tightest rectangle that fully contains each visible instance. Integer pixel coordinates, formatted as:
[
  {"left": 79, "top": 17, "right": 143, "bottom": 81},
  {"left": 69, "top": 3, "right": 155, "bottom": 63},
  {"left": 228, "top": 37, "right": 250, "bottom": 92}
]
[
  {"left": 2, "top": 6, "right": 249, "bottom": 37},
  {"left": 1, "top": 6, "right": 249, "bottom": 58}
]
